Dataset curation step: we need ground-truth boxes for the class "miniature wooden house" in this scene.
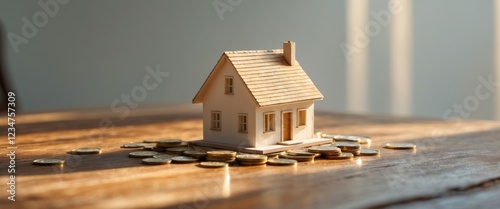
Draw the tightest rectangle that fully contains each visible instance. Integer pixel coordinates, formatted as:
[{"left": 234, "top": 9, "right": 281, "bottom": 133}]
[{"left": 192, "top": 41, "right": 323, "bottom": 149}]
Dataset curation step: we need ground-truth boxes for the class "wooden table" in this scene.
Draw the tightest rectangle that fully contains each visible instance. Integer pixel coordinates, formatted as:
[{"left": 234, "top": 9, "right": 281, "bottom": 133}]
[{"left": 2, "top": 105, "right": 500, "bottom": 209}]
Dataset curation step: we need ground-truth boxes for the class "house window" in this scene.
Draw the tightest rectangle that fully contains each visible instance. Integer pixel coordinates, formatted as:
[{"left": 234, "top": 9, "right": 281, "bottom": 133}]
[
  {"left": 297, "top": 109, "right": 306, "bottom": 126},
  {"left": 225, "top": 76, "right": 233, "bottom": 94},
  {"left": 238, "top": 114, "right": 247, "bottom": 133},
  {"left": 211, "top": 111, "right": 221, "bottom": 130},
  {"left": 264, "top": 112, "right": 275, "bottom": 132}
]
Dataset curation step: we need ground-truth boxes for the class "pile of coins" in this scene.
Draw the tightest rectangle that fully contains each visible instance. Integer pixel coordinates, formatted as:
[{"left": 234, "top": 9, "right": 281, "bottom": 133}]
[{"left": 32, "top": 134, "right": 416, "bottom": 168}]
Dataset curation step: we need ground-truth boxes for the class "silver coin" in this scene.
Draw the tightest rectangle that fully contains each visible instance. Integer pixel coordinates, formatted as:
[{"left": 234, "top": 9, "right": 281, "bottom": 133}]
[
  {"left": 385, "top": 143, "right": 416, "bottom": 149},
  {"left": 142, "top": 158, "right": 171, "bottom": 165},
  {"left": 171, "top": 156, "right": 199, "bottom": 163},
  {"left": 166, "top": 147, "right": 193, "bottom": 154},
  {"left": 266, "top": 158, "right": 297, "bottom": 166},
  {"left": 360, "top": 148, "right": 380, "bottom": 156},
  {"left": 129, "top": 151, "right": 158, "bottom": 158},
  {"left": 199, "top": 161, "right": 228, "bottom": 168},
  {"left": 33, "top": 158, "right": 65, "bottom": 165},
  {"left": 71, "top": 147, "right": 102, "bottom": 155}
]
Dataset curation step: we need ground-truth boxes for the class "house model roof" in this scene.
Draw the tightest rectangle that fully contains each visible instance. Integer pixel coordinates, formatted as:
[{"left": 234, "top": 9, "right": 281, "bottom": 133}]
[{"left": 192, "top": 43, "right": 323, "bottom": 107}]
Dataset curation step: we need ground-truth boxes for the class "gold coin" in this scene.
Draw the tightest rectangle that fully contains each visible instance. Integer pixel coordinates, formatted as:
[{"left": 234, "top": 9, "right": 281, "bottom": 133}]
[
  {"left": 236, "top": 154, "right": 268, "bottom": 163},
  {"left": 156, "top": 139, "right": 183, "bottom": 147},
  {"left": 286, "top": 149, "right": 319, "bottom": 156},
  {"left": 385, "top": 143, "right": 416, "bottom": 149},
  {"left": 357, "top": 136, "right": 371, "bottom": 144},
  {"left": 360, "top": 148, "right": 380, "bottom": 156},
  {"left": 205, "top": 156, "right": 236, "bottom": 162},
  {"left": 129, "top": 151, "right": 158, "bottom": 158},
  {"left": 206, "top": 150, "right": 237, "bottom": 158},
  {"left": 142, "top": 158, "right": 171, "bottom": 165},
  {"left": 199, "top": 161, "right": 228, "bottom": 168},
  {"left": 183, "top": 150, "right": 207, "bottom": 158},
  {"left": 143, "top": 139, "right": 158, "bottom": 143},
  {"left": 71, "top": 147, "right": 102, "bottom": 155},
  {"left": 307, "top": 146, "right": 341, "bottom": 155},
  {"left": 33, "top": 158, "right": 65, "bottom": 165},
  {"left": 266, "top": 158, "right": 297, "bottom": 166},
  {"left": 323, "top": 152, "right": 354, "bottom": 160},
  {"left": 333, "top": 142, "right": 360, "bottom": 149},
  {"left": 171, "top": 156, "right": 198, "bottom": 163},
  {"left": 121, "top": 142, "right": 152, "bottom": 148},
  {"left": 331, "top": 135, "right": 361, "bottom": 143},
  {"left": 279, "top": 153, "right": 315, "bottom": 162}
]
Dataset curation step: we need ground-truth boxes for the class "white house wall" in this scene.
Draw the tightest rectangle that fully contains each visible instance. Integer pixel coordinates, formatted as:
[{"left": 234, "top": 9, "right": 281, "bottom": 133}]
[
  {"left": 202, "top": 58, "right": 258, "bottom": 147},
  {"left": 255, "top": 101, "right": 315, "bottom": 147}
]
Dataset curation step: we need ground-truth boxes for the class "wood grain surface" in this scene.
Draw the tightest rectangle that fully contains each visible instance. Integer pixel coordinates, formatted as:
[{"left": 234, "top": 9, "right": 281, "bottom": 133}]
[{"left": 1, "top": 105, "right": 500, "bottom": 209}]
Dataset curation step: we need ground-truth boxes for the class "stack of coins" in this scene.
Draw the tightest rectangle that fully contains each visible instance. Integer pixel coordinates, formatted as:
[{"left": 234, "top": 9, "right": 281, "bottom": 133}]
[
  {"left": 322, "top": 134, "right": 372, "bottom": 144},
  {"left": 205, "top": 150, "right": 237, "bottom": 162},
  {"left": 333, "top": 142, "right": 361, "bottom": 156},
  {"left": 166, "top": 147, "right": 193, "bottom": 155},
  {"left": 280, "top": 150, "right": 317, "bottom": 162},
  {"left": 235, "top": 154, "right": 268, "bottom": 166},
  {"left": 266, "top": 158, "right": 297, "bottom": 166},
  {"left": 307, "top": 146, "right": 342, "bottom": 158}
]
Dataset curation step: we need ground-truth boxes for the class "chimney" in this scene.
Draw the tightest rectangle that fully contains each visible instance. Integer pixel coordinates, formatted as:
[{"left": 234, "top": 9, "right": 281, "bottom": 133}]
[{"left": 283, "top": 41, "right": 296, "bottom": 66}]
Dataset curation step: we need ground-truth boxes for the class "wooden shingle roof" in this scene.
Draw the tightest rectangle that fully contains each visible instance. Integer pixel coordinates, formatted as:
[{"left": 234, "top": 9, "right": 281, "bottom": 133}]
[{"left": 192, "top": 49, "right": 323, "bottom": 107}]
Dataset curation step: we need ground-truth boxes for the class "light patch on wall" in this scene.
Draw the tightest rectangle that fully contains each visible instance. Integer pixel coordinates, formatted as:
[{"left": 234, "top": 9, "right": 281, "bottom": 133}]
[
  {"left": 495, "top": 0, "right": 500, "bottom": 120},
  {"left": 390, "top": 0, "right": 412, "bottom": 116},
  {"left": 346, "top": 0, "right": 369, "bottom": 113}
]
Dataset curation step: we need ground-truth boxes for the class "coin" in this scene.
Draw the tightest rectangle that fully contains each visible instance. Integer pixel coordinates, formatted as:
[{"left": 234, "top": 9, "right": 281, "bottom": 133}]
[
  {"left": 307, "top": 146, "right": 341, "bottom": 155},
  {"left": 205, "top": 156, "right": 236, "bottom": 162},
  {"left": 33, "top": 158, "right": 65, "bottom": 165},
  {"left": 330, "top": 135, "right": 361, "bottom": 143},
  {"left": 360, "top": 148, "right": 380, "bottom": 156},
  {"left": 357, "top": 136, "right": 371, "bottom": 144},
  {"left": 333, "top": 142, "right": 361, "bottom": 149},
  {"left": 206, "top": 150, "right": 237, "bottom": 157},
  {"left": 183, "top": 150, "right": 207, "bottom": 159},
  {"left": 385, "top": 143, "right": 416, "bottom": 149},
  {"left": 143, "top": 145, "right": 155, "bottom": 150},
  {"left": 279, "top": 153, "right": 315, "bottom": 162},
  {"left": 129, "top": 151, "right": 158, "bottom": 158},
  {"left": 143, "top": 139, "right": 158, "bottom": 143},
  {"left": 199, "top": 161, "right": 228, "bottom": 168},
  {"left": 286, "top": 149, "right": 320, "bottom": 156},
  {"left": 142, "top": 158, "right": 171, "bottom": 165},
  {"left": 323, "top": 152, "right": 354, "bottom": 160},
  {"left": 71, "top": 147, "right": 102, "bottom": 155},
  {"left": 156, "top": 139, "right": 184, "bottom": 147},
  {"left": 236, "top": 154, "right": 268, "bottom": 164},
  {"left": 166, "top": 147, "right": 193, "bottom": 155},
  {"left": 266, "top": 158, "right": 297, "bottom": 166},
  {"left": 171, "top": 156, "right": 198, "bottom": 163},
  {"left": 153, "top": 154, "right": 176, "bottom": 159},
  {"left": 121, "top": 142, "right": 151, "bottom": 148}
]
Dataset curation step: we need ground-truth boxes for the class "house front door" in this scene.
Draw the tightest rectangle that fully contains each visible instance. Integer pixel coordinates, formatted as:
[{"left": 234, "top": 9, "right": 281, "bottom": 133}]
[{"left": 282, "top": 112, "right": 292, "bottom": 141}]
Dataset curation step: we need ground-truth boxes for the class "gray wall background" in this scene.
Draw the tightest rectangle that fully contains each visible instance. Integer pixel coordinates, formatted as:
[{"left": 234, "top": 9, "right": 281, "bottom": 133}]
[{"left": 0, "top": 0, "right": 497, "bottom": 120}]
